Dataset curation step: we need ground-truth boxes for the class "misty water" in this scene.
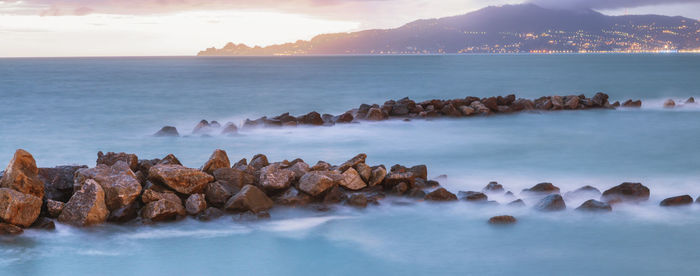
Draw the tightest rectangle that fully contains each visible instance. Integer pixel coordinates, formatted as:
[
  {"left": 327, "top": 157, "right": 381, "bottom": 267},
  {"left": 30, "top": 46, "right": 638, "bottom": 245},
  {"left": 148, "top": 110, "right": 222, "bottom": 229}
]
[{"left": 1, "top": 55, "right": 700, "bottom": 275}]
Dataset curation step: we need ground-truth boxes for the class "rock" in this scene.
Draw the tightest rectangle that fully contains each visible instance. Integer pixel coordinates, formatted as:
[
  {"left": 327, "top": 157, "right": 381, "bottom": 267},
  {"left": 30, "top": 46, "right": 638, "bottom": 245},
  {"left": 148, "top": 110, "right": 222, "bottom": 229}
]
[
  {"left": 185, "top": 194, "right": 207, "bottom": 215},
  {"left": 550, "top": 96, "right": 564, "bottom": 110},
  {"left": 459, "top": 106, "right": 475, "bottom": 116},
  {"left": 141, "top": 198, "right": 186, "bottom": 222},
  {"left": 158, "top": 154, "right": 182, "bottom": 166},
  {"left": 534, "top": 194, "right": 566, "bottom": 211},
  {"left": 458, "top": 191, "right": 487, "bottom": 201},
  {"left": 204, "top": 181, "right": 235, "bottom": 207},
  {"left": 601, "top": 182, "right": 650, "bottom": 203},
  {"left": 576, "top": 199, "right": 612, "bottom": 212},
  {"left": 482, "top": 181, "right": 504, "bottom": 193},
  {"left": 212, "top": 168, "right": 254, "bottom": 191},
  {"left": 249, "top": 154, "right": 269, "bottom": 171},
  {"left": 0, "top": 223, "right": 23, "bottom": 235},
  {"left": 407, "top": 187, "right": 426, "bottom": 198},
  {"left": 107, "top": 201, "right": 140, "bottom": 223},
  {"left": 592, "top": 92, "right": 609, "bottom": 107},
  {"left": 288, "top": 161, "right": 310, "bottom": 180},
  {"left": 338, "top": 153, "right": 367, "bottom": 172},
  {"left": 622, "top": 99, "right": 642, "bottom": 107},
  {"left": 564, "top": 185, "right": 601, "bottom": 199},
  {"left": 522, "top": 182, "right": 560, "bottom": 195},
  {"left": 310, "top": 161, "right": 331, "bottom": 171},
  {"left": 28, "top": 217, "right": 55, "bottom": 230},
  {"left": 196, "top": 207, "right": 224, "bottom": 221},
  {"left": 299, "top": 111, "right": 324, "bottom": 125},
  {"left": 0, "top": 149, "right": 45, "bottom": 198},
  {"left": 336, "top": 112, "right": 354, "bottom": 123},
  {"left": 368, "top": 166, "right": 387, "bottom": 187},
  {"left": 408, "top": 165, "right": 427, "bottom": 180},
  {"left": 154, "top": 126, "right": 179, "bottom": 137},
  {"left": 96, "top": 151, "right": 138, "bottom": 172},
  {"left": 347, "top": 194, "right": 368, "bottom": 208},
  {"left": 221, "top": 122, "right": 238, "bottom": 135},
  {"left": 441, "top": 104, "right": 461, "bottom": 117},
  {"left": 148, "top": 164, "right": 214, "bottom": 194},
  {"left": 192, "top": 120, "right": 212, "bottom": 134},
  {"left": 663, "top": 99, "right": 676, "bottom": 108},
  {"left": 298, "top": 171, "right": 336, "bottom": 197},
  {"left": 235, "top": 211, "right": 271, "bottom": 221},
  {"left": 141, "top": 189, "right": 181, "bottom": 204},
  {"left": 511, "top": 99, "right": 535, "bottom": 111},
  {"left": 200, "top": 149, "right": 230, "bottom": 175},
  {"left": 259, "top": 164, "right": 295, "bottom": 192},
  {"left": 323, "top": 186, "right": 348, "bottom": 204},
  {"left": 686, "top": 97, "right": 695, "bottom": 104},
  {"left": 384, "top": 172, "right": 416, "bottom": 189},
  {"left": 659, "top": 195, "right": 693, "bottom": 207},
  {"left": 354, "top": 163, "right": 372, "bottom": 183},
  {"left": 488, "top": 215, "right": 517, "bottom": 225},
  {"left": 274, "top": 187, "right": 312, "bottom": 206},
  {"left": 391, "top": 182, "right": 409, "bottom": 195},
  {"left": 38, "top": 165, "right": 87, "bottom": 202},
  {"left": 564, "top": 96, "right": 580, "bottom": 109},
  {"left": 224, "top": 185, "right": 273, "bottom": 214},
  {"left": 481, "top": 97, "right": 498, "bottom": 111},
  {"left": 425, "top": 188, "right": 457, "bottom": 201},
  {"left": 339, "top": 168, "right": 367, "bottom": 191},
  {"left": 45, "top": 199, "right": 65, "bottom": 218},
  {"left": 365, "top": 107, "right": 387, "bottom": 121},
  {"left": 507, "top": 199, "right": 526, "bottom": 207},
  {"left": 58, "top": 179, "right": 109, "bottom": 226},
  {"left": 612, "top": 101, "right": 620, "bottom": 107},
  {"left": 74, "top": 161, "right": 142, "bottom": 211},
  {"left": 0, "top": 188, "right": 42, "bottom": 227}
]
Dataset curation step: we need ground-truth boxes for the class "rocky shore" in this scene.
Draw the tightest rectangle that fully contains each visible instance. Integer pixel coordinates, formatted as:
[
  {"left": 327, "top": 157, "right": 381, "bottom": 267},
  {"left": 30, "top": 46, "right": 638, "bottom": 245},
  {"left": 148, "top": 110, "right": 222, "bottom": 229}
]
[
  {"left": 153, "top": 93, "right": 659, "bottom": 136},
  {"left": 1, "top": 149, "right": 698, "bottom": 234}
]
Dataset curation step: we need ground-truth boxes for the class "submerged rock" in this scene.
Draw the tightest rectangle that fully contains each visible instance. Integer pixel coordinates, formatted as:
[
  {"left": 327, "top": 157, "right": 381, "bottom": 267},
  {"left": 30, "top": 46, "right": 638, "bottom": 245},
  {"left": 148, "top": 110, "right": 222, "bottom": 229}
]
[
  {"left": 659, "top": 195, "right": 693, "bottom": 207},
  {"left": 507, "top": 199, "right": 526, "bottom": 207},
  {"left": 154, "top": 126, "right": 179, "bottom": 137},
  {"left": 221, "top": 123, "right": 238, "bottom": 135},
  {"left": 534, "top": 194, "right": 566, "bottom": 211},
  {"left": 576, "top": 199, "right": 612, "bottom": 212},
  {"left": 482, "top": 181, "right": 504, "bottom": 193},
  {"left": 601, "top": 182, "right": 650, "bottom": 204},
  {"left": 347, "top": 194, "right": 368, "bottom": 208},
  {"left": 564, "top": 185, "right": 601, "bottom": 199},
  {"left": 148, "top": 164, "right": 214, "bottom": 194},
  {"left": 522, "top": 182, "right": 560, "bottom": 195},
  {"left": 0, "top": 223, "right": 23, "bottom": 235},
  {"left": 0, "top": 149, "right": 45, "bottom": 199},
  {"left": 58, "top": 179, "right": 109, "bottom": 226},
  {"left": 458, "top": 191, "right": 488, "bottom": 202},
  {"left": 663, "top": 99, "right": 676, "bottom": 108},
  {"left": 224, "top": 185, "right": 273, "bottom": 214},
  {"left": 0, "top": 188, "right": 42, "bottom": 227},
  {"left": 488, "top": 215, "right": 517, "bottom": 225},
  {"left": 686, "top": 97, "right": 695, "bottom": 104},
  {"left": 425, "top": 188, "right": 457, "bottom": 201},
  {"left": 622, "top": 99, "right": 642, "bottom": 108}
]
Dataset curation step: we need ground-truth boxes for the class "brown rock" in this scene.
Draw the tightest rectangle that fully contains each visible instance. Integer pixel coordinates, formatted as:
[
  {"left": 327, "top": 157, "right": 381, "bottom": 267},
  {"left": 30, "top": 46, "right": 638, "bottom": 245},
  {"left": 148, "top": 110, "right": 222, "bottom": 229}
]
[
  {"left": 38, "top": 165, "right": 87, "bottom": 202},
  {"left": 154, "top": 126, "right": 179, "bottom": 137},
  {"left": 601, "top": 182, "right": 650, "bottom": 203},
  {"left": 339, "top": 168, "right": 367, "bottom": 191},
  {"left": 338, "top": 153, "right": 367, "bottom": 172},
  {"left": 663, "top": 99, "right": 676, "bottom": 108},
  {"left": 591, "top": 92, "right": 609, "bottom": 107},
  {"left": 622, "top": 100, "right": 642, "bottom": 108},
  {"left": 185, "top": 194, "right": 207, "bottom": 215},
  {"left": 323, "top": 186, "right": 348, "bottom": 204},
  {"left": 0, "top": 223, "right": 23, "bottom": 235},
  {"left": 0, "top": 188, "right": 42, "bottom": 227},
  {"left": 148, "top": 164, "right": 214, "bottom": 194},
  {"left": 482, "top": 181, "right": 504, "bottom": 193},
  {"left": 274, "top": 187, "right": 312, "bottom": 206},
  {"left": 221, "top": 122, "right": 238, "bottom": 135},
  {"left": 659, "top": 195, "right": 693, "bottom": 207},
  {"left": 96, "top": 151, "right": 138, "bottom": 172},
  {"left": 576, "top": 199, "right": 612, "bottom": 212},
  {"left": 212, "top": 168, "right": 254, "bottom": 190},
  {"left": 565, "top": 96, "right": 580, "bottom": 109},
  {"left": 368, "top": 166, "right": 387, "bottom": 187},
  {"left": 158, "top": 154, "right": 182, "bottom": 166},
  {"left": 204, "top": 181, "right": 236, "bottom": 207},
  {"left": 507, "top": 199, "right": 526, "bottom": 207},
  {"left": 459, "top": 106, "right": 476, "bottom": 116},
  {"left": 58, "top": 179, "right": 109, "bottom": 226},
  {"left": 481, "top": 97, "right": 498, "bottom": 111},
  {"left": 384, "top": 172, "right": 416, "bottom": 188},
  {"left": 441, "top": 104, "right": 462, "bottom": 117},
  {"left": 534, "top": 194, "right": 566, "bottom": 211},
  {"left": 0, "top": 149, "right": 45, "bottom": 199},
  {"left": 298, "top": 171, "right": 336, "bottom": 197},
  {"left": 425, "top": 188, "right": 457, "bottom": 201},
  {"left": 45, "top": 199, "right": 65, "bottom": 218},
  {"left": 108, "top": 201, "right": 141, "bottom": 223},
  {"left": 458, "top": 191, "right": 488, "bottom": 201},
  {"left": 30, "top": 217, "right": 55, "bottom": 230},
  {"left": 74, "top": 161, "right": 142, "bottom": 211},
  {"left": 354, "top": 163, "right": 372, "bottom": 183},
  {"left": 347, "top": 194, "right": 368, "bottom": 208},
  {"left": 259, "top": 164, "right": 295, "bottom": 192},
  {"left": 141, "top": 198, "right": 186, "bottom": 222},
  {"left": 391, "top": 182, "right": 409, "bottom": 195},
  {"left": 196, "top": 207, "right": 224, "bottom": 221},
  {"left": 224, "top": 185, "right": 273, "bottom": 214},
  {"left": 299, "top": 111, "right": 324, "bottom": 125},
  {"left": 522, "top": 182, "right": 560, "bottom": 195},
  {"left": 310, "top": 161, "right": 331, "bottom": 171},
  {"left": 200, "top": 149, "right": 231, "bottom": 175},
  {"left": 249, "top": 154, "right": 269, "bottom": 171},
  {"left": 686, "top": 97, "right": 695, "bottom": 104},
  {"left": 141, "top": 189, "right": 181, "bottom": 204},
  {"left": 336, "top": 112, "right": 354, "bottom": 123},
  {"left": 409, "top": 165, "right": 427, "bottom": 180},
  {"left": 488, "top": 215, "right": 517, "bottom": 225},
  {"left": 365, "top": 107, "right": 387, "bottom": 121}
]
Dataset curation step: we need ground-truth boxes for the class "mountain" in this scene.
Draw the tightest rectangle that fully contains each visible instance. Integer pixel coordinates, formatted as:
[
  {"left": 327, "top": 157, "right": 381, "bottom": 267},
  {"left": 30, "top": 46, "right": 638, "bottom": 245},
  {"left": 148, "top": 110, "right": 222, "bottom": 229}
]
[{"left": 197, "top": 4, "right": 700, "bottom": 55}]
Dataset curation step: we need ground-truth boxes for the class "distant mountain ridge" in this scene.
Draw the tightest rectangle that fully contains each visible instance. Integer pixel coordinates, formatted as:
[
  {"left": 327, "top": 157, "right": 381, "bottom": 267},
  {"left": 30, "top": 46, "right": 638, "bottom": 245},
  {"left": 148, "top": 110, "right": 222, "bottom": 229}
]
[{"left": 198, "top": 4, "right": 700, "bottom": 55}]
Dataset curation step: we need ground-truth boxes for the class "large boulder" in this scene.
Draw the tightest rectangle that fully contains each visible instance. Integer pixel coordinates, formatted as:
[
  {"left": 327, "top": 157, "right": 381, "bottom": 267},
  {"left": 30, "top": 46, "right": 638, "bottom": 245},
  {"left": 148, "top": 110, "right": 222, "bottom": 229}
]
[
  {"left": 288, "top": 161, "right": 310, "bottom": 180},
  {"left": 365, "top": 107, "right": 388, "bottom": 121},
  {"left": 368, "top": 166, "right": 387, "bottom": 187},
  {"left": 38, "top": 165, "right": 87, "bottom": 202},
  {"left": 576, "top": 199, "right": 612, "bottom": 212},
  {"left": 601, "top": 182, "right": 650, "bottom": 203},
  {"left": 185, "top": 194, "right": 207, "bottom": 215},
  {"left": 249, "top": 154, "right": 269, "bottom": 171},
  {"left": 96, "top": 151, "right": 138, "bottom": 172},
  {"left": 299, "top": 111, "right": 324, "bottom": 125},
  {"left": 212, "top": 168, "right": 254, "bottom": 190},
  {"left": 224, "top": 185, "right": 274, "bottom": 214},
  {"left": 339, "top": 168, "right": 367, "bottom": 191},
  {"left": 141, "top": 199, "right": 186, "bottom": 222},
  {"left": 338, "top": 153, "right": 367, "bottom": 172},
  {"left": 58, "top": 179, "right": 109, "bottom": 226},
  {"left": 0, "top": 149, "right": 45, "bottom": 199},
  {"left": 660, "top": 195, "right": 693, "bottom": 207},
  {"left": 259, "top": 164, "right": 295, "bottom": 192},
  {"left": 0, "top": 188, "right": 42, "bottom": 227},
  {"left": 200, "top": 149, "right": 230, "bottom": 175},
  {"left": 384, "top": 172, "right": 416, "bottom": 188},
  {"left": 204, "top": 181, "right": 236, "bottom": 207},
  {"left": 298, "top": 171, "right": 336, "bottom": 197},
  {"left": 424, "top": 188, "right": 457, "bottom": 201},
  {"left": 591, "top": 92, "right": 609, "bottom": 107},
  {"left": 534, "top": 194, "right": 566, "bottom": 211},
  {"left": 148, "top": 164, "right": 214, "bottom": 194},
  {"left": 45, "top": 199, "right": 65, "bottom": 218},
  {"left": 74, "top": 161, "right": 142, "bottom": 211},
  {"left": 0, "top": 222, "right": 23, "bottom": 235}
]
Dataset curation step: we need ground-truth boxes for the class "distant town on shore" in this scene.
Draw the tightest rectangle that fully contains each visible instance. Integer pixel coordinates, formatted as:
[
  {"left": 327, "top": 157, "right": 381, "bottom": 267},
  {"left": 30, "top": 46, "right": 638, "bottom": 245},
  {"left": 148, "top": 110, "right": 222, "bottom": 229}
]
[{"left": 198, "top": 4, "right": 700, "bottom": 56}]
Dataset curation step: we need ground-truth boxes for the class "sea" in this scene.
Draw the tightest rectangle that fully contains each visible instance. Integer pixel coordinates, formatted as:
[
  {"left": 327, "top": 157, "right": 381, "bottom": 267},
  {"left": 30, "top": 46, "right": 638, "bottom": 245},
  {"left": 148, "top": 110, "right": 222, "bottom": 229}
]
[{"left": 1, "top": 54, "right": 699, "bottom": 275}]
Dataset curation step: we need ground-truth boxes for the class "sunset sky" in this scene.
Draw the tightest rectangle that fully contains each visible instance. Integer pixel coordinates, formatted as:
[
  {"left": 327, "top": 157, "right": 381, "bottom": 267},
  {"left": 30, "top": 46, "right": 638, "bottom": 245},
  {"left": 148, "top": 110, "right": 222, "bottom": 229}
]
[{"left": 1, "top": 0, "right": 700, "bottom": 57}]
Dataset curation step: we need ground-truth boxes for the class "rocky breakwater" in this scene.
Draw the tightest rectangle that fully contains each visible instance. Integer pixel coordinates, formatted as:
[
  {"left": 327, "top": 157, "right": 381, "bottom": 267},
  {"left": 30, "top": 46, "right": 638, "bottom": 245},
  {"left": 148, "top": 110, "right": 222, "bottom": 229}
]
[
  {"left": 3, "top": 149, "right": 699, "bottom": 235},
  {"left": 154, "top": 92, "right": 644, "bottom": 136}
]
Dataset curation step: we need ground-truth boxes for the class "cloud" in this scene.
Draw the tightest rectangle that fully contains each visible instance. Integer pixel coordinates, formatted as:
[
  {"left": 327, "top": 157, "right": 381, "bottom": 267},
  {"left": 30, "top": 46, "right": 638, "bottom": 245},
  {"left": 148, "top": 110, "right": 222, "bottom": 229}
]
[{"left": 529, "top": 0, "right": 700, "bottom": 10}]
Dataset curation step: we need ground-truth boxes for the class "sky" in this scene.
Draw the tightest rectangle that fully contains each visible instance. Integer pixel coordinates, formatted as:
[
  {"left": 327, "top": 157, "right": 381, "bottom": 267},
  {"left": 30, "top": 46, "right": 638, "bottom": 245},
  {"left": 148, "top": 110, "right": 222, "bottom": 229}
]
[{"left": 1, "top": 0, "right": 699, "bottom": 57}]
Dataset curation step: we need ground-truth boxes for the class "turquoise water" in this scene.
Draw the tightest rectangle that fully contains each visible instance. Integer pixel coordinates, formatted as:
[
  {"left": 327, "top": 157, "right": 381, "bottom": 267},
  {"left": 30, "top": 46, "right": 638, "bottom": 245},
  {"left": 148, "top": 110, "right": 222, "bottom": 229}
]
[{"left": 1, "top": 55, "right": 700, "bottom": 275}]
